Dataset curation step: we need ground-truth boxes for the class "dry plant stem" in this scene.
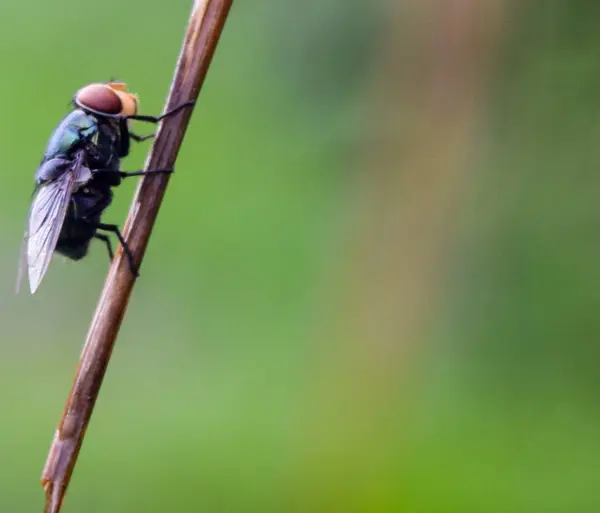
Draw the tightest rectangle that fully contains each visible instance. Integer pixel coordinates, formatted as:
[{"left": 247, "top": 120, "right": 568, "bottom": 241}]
[{"left": 40, "top": 1, "right": 234, "bottom": 512}]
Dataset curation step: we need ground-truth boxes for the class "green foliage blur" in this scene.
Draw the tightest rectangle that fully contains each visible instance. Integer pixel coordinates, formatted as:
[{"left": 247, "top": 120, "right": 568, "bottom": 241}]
[{"left": 1, "top": 1, "right": 599, "bottom": 511}]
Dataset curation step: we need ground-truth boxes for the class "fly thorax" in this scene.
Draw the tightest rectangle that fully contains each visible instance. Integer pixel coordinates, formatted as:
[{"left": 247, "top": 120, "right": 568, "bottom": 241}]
[
  {"left": 93, "top": 121, "right": 120, "bottom": 167},
  {"left": 43, "top": 110, "right": 98, "bottom": 160}
]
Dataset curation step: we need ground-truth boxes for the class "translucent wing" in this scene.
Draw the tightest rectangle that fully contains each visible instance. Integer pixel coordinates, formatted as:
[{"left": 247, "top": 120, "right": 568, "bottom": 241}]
[
  {"left": 21, "top": 171, "right": 76, "bottom": 294},
  {"left": 15, "top": 216, "right": 30, "bottom": 294}
]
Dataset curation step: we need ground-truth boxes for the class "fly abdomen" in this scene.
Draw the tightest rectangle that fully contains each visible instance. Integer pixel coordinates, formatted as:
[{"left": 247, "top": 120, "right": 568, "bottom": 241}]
[
  {"left": 55, "top": 200, "right": 97, "bottom": 261},
  {"left": 55, "top": 235, "right": 92, "bottom": 261}
]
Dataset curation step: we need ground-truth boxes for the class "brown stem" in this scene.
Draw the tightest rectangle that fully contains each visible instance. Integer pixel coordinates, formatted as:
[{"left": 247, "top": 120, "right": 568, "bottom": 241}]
[{"left": 40, "top": 1, "right": 234, "bottom": 512}]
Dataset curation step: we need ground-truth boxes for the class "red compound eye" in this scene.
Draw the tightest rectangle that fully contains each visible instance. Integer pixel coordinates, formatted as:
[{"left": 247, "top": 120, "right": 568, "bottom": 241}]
[{"left": 75, "top": 84, "right": 122, "bottom": 116}]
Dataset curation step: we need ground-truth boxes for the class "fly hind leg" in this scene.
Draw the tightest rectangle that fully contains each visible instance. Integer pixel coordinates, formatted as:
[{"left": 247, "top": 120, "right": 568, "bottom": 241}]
[
  {"left": 94, "top": 233, "right": 114, "bottom": 261},
  {"left": 94, "top": 223, "right": 139, "bottom": 278}
]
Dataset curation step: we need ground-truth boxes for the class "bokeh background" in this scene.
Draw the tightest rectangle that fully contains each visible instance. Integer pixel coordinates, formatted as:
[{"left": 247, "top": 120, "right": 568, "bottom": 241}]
[{"left": 1, "top": 0, "right": 599, "bottom": 511}]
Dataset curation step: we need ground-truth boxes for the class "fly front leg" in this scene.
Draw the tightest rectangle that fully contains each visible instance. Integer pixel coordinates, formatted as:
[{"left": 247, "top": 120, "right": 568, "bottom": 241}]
[
  {"left": 125, "top": 100, "right": 195, "bottom": 124},
  {"left": 94, "top": 222, "right": 139, "bottom": 278}
]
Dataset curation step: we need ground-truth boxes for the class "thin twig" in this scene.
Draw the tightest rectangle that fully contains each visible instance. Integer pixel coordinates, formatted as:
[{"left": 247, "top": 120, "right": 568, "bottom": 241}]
[{"left": 40, "top": 1, "right": 234, "bottom": 511}]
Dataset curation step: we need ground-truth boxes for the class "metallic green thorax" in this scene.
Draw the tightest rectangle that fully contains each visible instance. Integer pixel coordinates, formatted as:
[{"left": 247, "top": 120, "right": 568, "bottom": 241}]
[
  {"left": 43, "top": 109, "right": 97, "bottom": 160},
  {"left": 40, "top": 108, "right": 125, "bottom": 179}
]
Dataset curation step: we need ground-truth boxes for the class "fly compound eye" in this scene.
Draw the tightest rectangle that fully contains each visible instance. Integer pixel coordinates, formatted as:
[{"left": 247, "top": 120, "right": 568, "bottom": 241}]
[{"left": 74, "top": 84, "right": 122, "bottom": 117}]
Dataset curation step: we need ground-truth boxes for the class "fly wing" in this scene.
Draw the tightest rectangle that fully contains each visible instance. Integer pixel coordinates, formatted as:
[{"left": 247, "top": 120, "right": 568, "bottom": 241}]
[
  {"left": 15, "top": 218, "right": 29, "bottom": 294},
  {"left": 22, "top": 170, "right": 76, "bottom": 294}
]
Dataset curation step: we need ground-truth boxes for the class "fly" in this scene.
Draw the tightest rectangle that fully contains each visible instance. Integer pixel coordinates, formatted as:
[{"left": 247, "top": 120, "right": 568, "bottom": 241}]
[{"left": 17, "top": 81, "right": 194, "bottom": 294}]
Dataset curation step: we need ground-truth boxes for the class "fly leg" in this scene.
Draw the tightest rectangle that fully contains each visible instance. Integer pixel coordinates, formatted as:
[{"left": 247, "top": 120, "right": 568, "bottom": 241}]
[
  {"left": 94, "top": 223, "right": 139, "bottom": 278},
  {"left": 91, "top": 167, "right": 173, "bottom": 185},
  {"left": 125, "top": 100, "right": 195, "bottom": 124},
  {"left": 120, "top": 168, "right": 173, "bottom": 178},
  {"left": 130, "top": 131, "right": 155, "bottom": 143},
  {"left": 94, "top": 233, "right": 114, "bottom": 261}
]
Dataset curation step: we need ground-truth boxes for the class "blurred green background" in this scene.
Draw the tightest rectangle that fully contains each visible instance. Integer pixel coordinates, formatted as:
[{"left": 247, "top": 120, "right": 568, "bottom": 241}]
[{"left": 2, "top": 0, "right": 599, "bottom": 511}]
